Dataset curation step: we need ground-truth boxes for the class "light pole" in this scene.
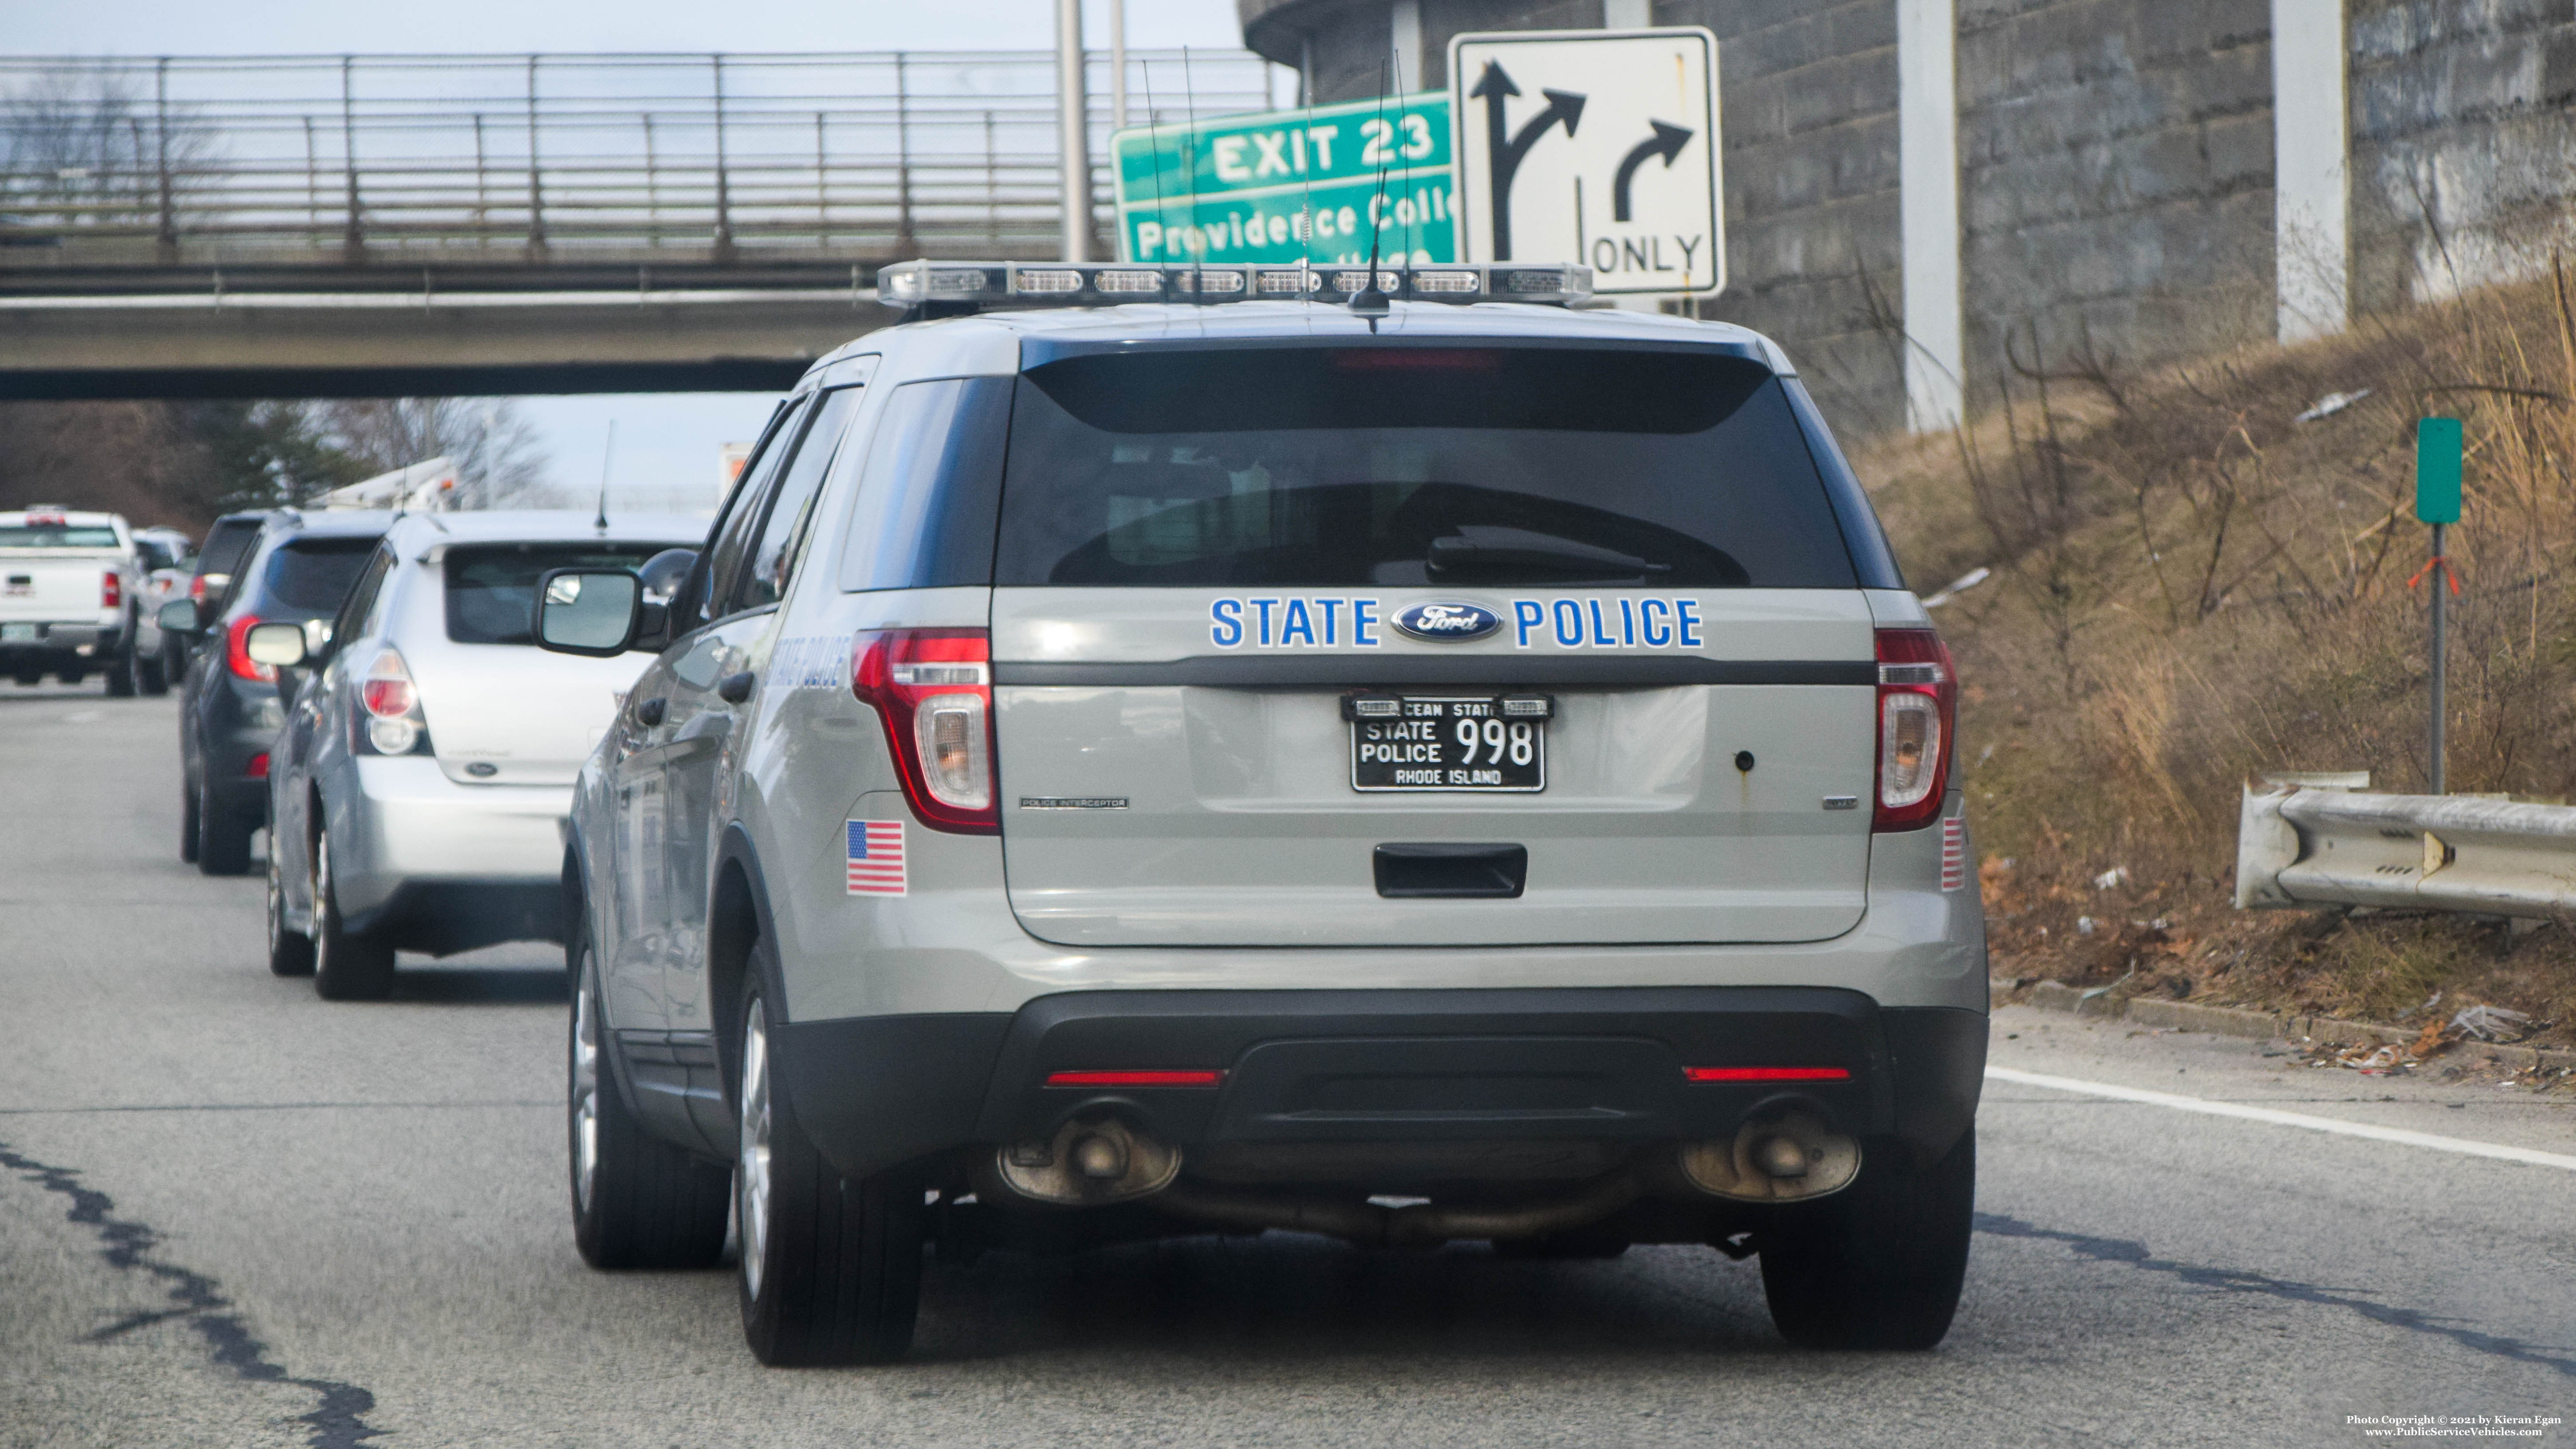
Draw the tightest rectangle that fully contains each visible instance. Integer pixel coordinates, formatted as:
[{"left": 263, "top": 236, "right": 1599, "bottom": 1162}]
[{"left": 1055, "top": 0, "right": 1092, "bottom": 262}]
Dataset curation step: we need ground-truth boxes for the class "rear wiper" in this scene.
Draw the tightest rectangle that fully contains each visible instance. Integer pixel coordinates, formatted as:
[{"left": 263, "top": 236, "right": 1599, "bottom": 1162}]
[{"left": 1425, "top": 525, "right": 1670, "bottom": 580}]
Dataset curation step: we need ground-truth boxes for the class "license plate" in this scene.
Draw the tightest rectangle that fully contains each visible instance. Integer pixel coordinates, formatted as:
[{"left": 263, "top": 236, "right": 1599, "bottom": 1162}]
[
  {"left": 0, "top": 623, "right": 37, "bottom": 642},
  {"left": 1348, "top": 694, "right": 1549, "bottom": 792}
]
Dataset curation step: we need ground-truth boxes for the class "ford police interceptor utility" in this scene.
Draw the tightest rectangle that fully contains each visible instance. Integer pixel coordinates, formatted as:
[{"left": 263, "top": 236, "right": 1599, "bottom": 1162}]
[{"left": 534, "top": 260, "right": 1985, "bottom": 1366}]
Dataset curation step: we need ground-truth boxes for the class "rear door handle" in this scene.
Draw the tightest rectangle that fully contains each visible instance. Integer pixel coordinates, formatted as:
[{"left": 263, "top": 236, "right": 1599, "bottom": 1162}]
[
  {"left": 635, "top": 697, "right": 666, "bottom": 726},
  {"left": 716, "top": 671, "right": 756, "bottom": 705}
]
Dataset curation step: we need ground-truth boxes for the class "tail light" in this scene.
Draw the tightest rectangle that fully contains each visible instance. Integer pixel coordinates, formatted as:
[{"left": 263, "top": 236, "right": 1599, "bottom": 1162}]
[
  {"left": 189, "top": 575, "right": 205, "bottom": 602},
  {"left": 1873, "top": 628, "right": 1957, "bottom": 831},
  {"left": 225, "top": 614, "right": 273, "bottom": 683},
  {"left": 245, "top": 752, "right": 269, "bottom": 779},
  {"left": 852, "top": 628, "right": 997, "bottom": 834},
  {"left": 102, "top": 571, "right": 121, "bottom": 609},
  {"left": 355, "top": 647, "right": 430, "bottom": 755}
]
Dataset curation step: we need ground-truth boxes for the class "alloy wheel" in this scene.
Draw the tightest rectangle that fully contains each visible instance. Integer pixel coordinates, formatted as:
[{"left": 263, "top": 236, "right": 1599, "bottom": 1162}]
[
  {"left": 570, "top": 957, "right": 601, "bottom": 1214},
  {"left": 736, "top": 997, "right": 773, "bottom": 1301}
]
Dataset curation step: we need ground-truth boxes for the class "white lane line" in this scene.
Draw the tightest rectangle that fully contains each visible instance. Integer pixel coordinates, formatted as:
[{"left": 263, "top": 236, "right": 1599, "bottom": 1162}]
[{"left": 1985, "top": 1065, "right": 2576, "bottom": 1173}]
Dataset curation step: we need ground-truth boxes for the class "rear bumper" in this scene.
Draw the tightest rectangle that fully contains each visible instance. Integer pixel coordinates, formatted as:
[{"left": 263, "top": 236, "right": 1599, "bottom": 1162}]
[
  {"left": 771, "top": 987, "right": 1984, "bottom": 1184},
  {"left": 342, "top": 757, "right": 568, "bottom": 900},
  {"left": 0, "top": 623, "right": 118, "bottom": 669}
]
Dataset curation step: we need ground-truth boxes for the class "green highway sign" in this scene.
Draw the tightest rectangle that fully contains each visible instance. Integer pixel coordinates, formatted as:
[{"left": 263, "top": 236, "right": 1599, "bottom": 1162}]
[
  {"left": 1110, "top": 92, "right": 1458, "bottom": 267},
  {"left": 2416, "top": 417, "right": 2462, "bottom": 524}
]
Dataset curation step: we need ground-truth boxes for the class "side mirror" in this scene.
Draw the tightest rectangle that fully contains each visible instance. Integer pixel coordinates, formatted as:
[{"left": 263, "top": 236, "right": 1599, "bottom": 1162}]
[
  {"left": 243, "top": 621, "right": 309, "bottom": 668},
  {"left": 535, "top": 569, "right": 643, "bottom": 657},
  {"left": 157, "top": 599, "right": 200, "bottom": 634}
]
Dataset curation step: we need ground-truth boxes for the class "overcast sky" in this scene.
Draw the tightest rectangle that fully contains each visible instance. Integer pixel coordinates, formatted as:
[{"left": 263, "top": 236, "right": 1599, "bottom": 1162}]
[{"left": 17, "top": 1, "right": 1256, "bottom": 512}]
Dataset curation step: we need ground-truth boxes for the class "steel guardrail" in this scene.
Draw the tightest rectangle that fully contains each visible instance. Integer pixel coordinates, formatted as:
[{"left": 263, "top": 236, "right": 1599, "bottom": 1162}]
[
  {"left": 0, "top": 50, "right": 1274, "bottom": 278},
  {"left": 2236, "top": 778, "right": 2576, "bottom": 918}
]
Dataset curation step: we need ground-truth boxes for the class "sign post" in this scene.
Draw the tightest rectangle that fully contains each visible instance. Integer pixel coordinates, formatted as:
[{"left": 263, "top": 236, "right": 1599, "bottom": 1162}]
[
  {"left": 2416, "top": 417, "right": 2462, "bottom": 795},
  {"left": 1109, "top": 93, "right": 1457, "bottom": 267},
  {"left": 1448, "top": 27, "right": 1722, "bottom": 296}
]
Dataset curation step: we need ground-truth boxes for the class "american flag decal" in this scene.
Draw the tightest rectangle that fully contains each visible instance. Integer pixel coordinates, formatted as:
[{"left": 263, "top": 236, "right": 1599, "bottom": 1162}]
[
  {"left": 1940, "top": 817, "right": 1968, "bottom": 893},
  {"left": 846, "top": 819, "right": 907, "bottom": 895}
]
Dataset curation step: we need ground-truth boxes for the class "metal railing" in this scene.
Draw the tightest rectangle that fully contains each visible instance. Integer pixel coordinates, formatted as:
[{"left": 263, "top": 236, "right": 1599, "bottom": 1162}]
[
  {"left": 0, "top": 50, "right": 1277, "bottom": 273},
  {"left": 2236, "top": 775, "right": 2576, "bottom": 919}
]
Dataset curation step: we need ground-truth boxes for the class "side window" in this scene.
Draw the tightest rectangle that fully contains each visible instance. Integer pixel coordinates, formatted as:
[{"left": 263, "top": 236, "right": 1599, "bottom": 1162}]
[
  {"left": 836, "top": 377, "right": 1013, "bottom": 592},
  {"left": 690, "top": 395, "right": 808, "bottom": 630},
  {"left": 327, "top": 547, "right": 395, "bottom": 659},
  {"left": 730, "top": 386, "right": 863, "bottom": 614}
]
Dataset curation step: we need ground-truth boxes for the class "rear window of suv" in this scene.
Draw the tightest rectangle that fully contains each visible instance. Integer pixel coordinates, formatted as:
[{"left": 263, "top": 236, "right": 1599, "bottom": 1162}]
[
  {"left": 259, "top": 537, "right": 382, "bottom": 614},
  {"left": 444, "top": 543, "right": 674, "bottom": 645},
  {"left": 992, "top": 346, "right": 1858, "bottom": 588}
]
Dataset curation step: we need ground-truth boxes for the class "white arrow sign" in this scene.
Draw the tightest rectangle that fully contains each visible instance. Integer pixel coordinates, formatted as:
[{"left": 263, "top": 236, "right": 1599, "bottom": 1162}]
[{"left": 1448, "top": 27, "right": 1723, "bottom": 295}]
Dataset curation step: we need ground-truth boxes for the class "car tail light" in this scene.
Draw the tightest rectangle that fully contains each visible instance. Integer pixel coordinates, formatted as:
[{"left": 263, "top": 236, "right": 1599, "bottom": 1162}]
[
  {"left": 225, "top": 614, "right": 273, "bottom": 683},
  {"left": 245, "top": 752, "right": 269, "bottom": 779},
  {"left": 852, "top": 628, "right": 997, "bottom": 834},
  {"left": 1044, "top": 1070, "right": 1225, "bottom": 1088},
  {"left": 1874, "top": 627, "right": 1957, "bottom": 831},
  {"left": 356, "top": 647, "right": 429, "bottom": 755},
  {"left": 102, "top": 571, "right": 120, "bottom": 609},
  {"left": 189, "top": 575, "right": 206, "bottom": 602}
]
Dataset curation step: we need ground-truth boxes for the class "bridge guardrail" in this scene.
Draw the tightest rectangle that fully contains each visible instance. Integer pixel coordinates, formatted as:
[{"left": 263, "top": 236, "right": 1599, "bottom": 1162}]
[
  {"left": 2235, "top": 774, "right": 2576, "bottom": 919},
  {"left": 0, "top": 50, "right": 1274, "bottom": 272}
]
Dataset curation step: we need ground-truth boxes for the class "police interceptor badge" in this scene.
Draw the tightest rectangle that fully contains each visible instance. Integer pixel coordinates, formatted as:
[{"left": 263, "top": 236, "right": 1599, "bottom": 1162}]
[{"left": 1391, "top": 601, "right": 1502, "bottom": 642}]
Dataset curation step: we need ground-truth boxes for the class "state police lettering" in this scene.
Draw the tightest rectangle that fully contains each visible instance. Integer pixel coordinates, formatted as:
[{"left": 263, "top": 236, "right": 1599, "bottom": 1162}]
[{"left": 1209, "top": 597, "right": 1703, "bottom": 648}]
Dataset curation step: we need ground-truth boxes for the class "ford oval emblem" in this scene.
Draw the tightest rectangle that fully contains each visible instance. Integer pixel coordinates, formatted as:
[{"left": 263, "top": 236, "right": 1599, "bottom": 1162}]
[{"left": 1392, "top": 601, "right": 1501, "bottom": 642}]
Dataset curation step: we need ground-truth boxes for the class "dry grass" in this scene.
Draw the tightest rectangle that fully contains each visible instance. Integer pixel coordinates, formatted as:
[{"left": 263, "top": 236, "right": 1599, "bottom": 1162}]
[{"left": 1863, "top": 267, "right": 2576, "bottom": 1049}]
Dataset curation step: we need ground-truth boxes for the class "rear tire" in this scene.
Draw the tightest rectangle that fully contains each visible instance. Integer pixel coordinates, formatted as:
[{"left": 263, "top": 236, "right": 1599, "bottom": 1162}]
[
  {"left": 195, "top": 780, "right": 252, "bottom": 876},
  {"left": 179, "top": 775, "right": 201, "bottom": 864},
  {"left": 138, "top": 646, "right": 168, "bottom": 697},
  {"left": 735, "top": 965, "right": 923, "bottom": 1366},
  {"left": 1758, "top": 1128, "right": 1975, "bottom": 1351},
  {"left": 265, "top": 843, "right": 315, "bottom": 977},
  {"left": 569, "top": 932, "right": 730, "bottom": 1269},
  {"left": 104, "top": 637, "right": 137, "bottom": 697},
  {"left": 310, "top": 827, "right": 394, "bottom": 1001}
]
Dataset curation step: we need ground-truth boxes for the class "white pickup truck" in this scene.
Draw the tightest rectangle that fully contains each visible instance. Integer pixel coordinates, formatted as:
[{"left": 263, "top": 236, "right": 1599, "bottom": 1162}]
[{"left": 0, "top": 507, "right": 161, "bottom": 695}]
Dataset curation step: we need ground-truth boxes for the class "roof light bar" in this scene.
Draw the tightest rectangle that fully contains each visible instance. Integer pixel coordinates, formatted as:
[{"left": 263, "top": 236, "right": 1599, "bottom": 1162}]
[{"left": 875, "top": 260, "right": 1592, "bottom": 314}]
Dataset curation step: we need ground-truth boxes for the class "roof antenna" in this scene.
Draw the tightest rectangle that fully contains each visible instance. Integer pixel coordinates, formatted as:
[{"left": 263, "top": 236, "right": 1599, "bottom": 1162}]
[
  {"left": 593, "top": 420, "right": 615, "bottom": 533},
  {"left": 1181, "top": 46, "right": 1205, "bottom": 303},
  {"left": 1140, "top": 59, "right": 1177, "bottom": 295},
  {"left": 1351, "top": 57, "right": 1396, "bottom": 325}
]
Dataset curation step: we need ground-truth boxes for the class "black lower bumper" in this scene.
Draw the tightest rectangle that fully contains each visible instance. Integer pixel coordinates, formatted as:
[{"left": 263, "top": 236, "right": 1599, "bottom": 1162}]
[
  {"left": 343, "top": 879, "right": 561, "bottom": 956},
  {"left": 773, "top": 988, "right": 1984, "bottom": 1184}
]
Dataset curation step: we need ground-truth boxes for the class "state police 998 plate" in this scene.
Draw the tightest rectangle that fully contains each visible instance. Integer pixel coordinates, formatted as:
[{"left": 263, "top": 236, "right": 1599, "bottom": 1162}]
[{"left": 1345, "top": 693, "right": 1551, "bottom": 792}]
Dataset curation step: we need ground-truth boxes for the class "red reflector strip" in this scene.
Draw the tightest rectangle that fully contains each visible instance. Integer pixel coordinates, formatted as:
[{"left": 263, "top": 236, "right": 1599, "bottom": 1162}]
[
  {"left": 1044, "top": 1070, "right": 1225, "bottom": 1089},
  {"left": 1683, "top": 1067, "right": 1852, "bottom": 1083}
]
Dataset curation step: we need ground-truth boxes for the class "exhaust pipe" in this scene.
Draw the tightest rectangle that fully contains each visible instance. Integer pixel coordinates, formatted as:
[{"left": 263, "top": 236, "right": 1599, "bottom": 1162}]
[
  {"left": 991, "top": 1117, "right": 1182, "bottom": 1207},
  {"left": 1675, "top": 1108, "right": 1860, "bottom": 1202}
]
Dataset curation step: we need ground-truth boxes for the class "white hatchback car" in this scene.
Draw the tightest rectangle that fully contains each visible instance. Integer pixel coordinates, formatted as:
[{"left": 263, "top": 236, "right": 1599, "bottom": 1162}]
[{"left": 255, "top": 511, "right": 708, "bottom": 999}]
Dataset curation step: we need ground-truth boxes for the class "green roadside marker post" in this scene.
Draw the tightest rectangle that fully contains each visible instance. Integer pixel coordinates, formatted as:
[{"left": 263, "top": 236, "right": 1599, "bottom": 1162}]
[
  {"left": 2416, "top": 417, "right": 2462, "bottom": 795},
  {"left": 1109, "top": 92, "right": 1459, "bottom": 268}
]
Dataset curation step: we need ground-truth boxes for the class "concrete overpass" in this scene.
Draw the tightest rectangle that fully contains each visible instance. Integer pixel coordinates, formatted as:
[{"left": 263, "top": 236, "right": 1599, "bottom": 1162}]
[{"left": 0, "top": 49, "right": 1275, "bottom": 399}]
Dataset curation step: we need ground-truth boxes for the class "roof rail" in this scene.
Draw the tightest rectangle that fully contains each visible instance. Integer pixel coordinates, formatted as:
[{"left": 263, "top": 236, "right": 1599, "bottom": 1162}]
[{"left": 876, "top": 260, "right": 1593, "bottom": 320}]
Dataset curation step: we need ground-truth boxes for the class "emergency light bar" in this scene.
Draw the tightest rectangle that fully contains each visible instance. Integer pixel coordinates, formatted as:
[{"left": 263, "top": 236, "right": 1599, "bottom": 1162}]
[{"left": 875, "top": 260, "right": 1593, "bottom": 313}]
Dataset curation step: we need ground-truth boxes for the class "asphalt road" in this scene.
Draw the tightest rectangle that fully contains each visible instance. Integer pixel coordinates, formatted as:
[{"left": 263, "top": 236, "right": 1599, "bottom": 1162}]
[{"left": 4, "top": 687, "right": 2571, "bottom": 1449}]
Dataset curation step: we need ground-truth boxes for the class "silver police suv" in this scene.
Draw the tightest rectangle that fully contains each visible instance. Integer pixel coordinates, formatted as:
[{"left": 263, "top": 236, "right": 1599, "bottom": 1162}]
[{"left": 536, "top": 261, "right": 1985, "bottom": 1366}]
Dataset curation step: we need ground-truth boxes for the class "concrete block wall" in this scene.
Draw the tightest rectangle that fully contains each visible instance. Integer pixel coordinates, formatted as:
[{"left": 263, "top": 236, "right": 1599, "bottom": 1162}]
[
  {"left": 2349, "top": 0, "right": 2576, "bottom": 315},
  {"left": 1953, "top": 0, "right": 2277, "bottom": 401}
]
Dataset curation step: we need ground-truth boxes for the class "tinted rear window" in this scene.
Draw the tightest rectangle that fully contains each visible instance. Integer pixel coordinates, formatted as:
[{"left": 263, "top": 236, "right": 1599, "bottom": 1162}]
[
  {"left": 444, "top": 543, "right": 674, "bottom": 645},
  {"left": 197, "top": 520, "right": 264, "bottom": 579},
  {"left": 0, "top": 525, "right": 118, "bottom": 548},
  {"left": 993, "top": 347, "right": 1857, "bottom": 588},
  {"left": 259, "top": 537, "right": 381, "bottom": 614}
]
